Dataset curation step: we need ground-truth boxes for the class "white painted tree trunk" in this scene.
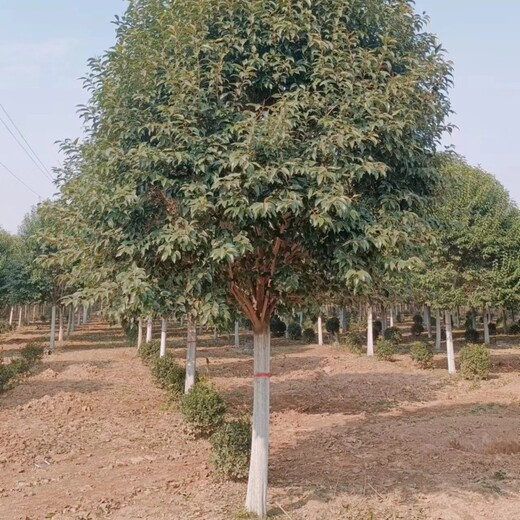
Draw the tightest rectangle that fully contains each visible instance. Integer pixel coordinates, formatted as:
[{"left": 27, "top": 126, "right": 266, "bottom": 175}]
[
  {"left": 425, "top": 306, "right": 432, "bottom": 339},
  {"left": 66, "top": 305, "right": 73, "bottom": 338},
  {"left": 58, "top": 306, "right": 64, "bottom": 343},
  {"left": 483, "top": 308, "right": 490, "bottom": 345},
  {"left": 146, "top": 317, "right": 153, "bottom": 343},
  {"left": 32, "top": 304, "right": 37, "bottom": 323},
  {"left": 9, "top": 306, "right": 14, "bottom": 326},
  {"left": 50, "top": 304, "right": 57, "bottom": 352},
  {"left": 245, "top": 326, "right": 270, "bottom": 517},
  {"left": 18, "top": 306, "right": 23, "bottom": 329},
  {"left": 137, "top": 317, "right": 143, "bottom": 349},
  {"left": 76, "top": 309, "right": 81, "bottom": 326},
  {"left": 389, "top": 306, "right": 395, "bottom": 327},
  {"left": 234, "top": 320, "right": 240, "bottom": 348},
  {"left": 299, "top": 312, "right": 303, "bottom": 328},
  {"left": 367, "top": 304, "right": 374, "bottom": 356},
  {"left": 435, "top": 309, "right": 441, "bottom": 352},
  {"left": 185, "top": 320, "right": 197, "bottom": 393},
  {"left": 160, "top": 317, "right": 167, "bottom": 357},
  {"left": 317, "top": 315, "right": 323, "bottom": 346},
  {"left": 339, "top": 308, "right": 347, "bottom": 333},
  {"left": 82, "top": 306, "right": 88, "bottom": 324},
  {"left": 445, "top": 310, "right": 456, "bottom": 374}
]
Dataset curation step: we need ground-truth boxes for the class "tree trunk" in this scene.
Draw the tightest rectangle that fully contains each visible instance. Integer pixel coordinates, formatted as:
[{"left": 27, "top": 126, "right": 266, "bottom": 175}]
[
  {"left": 339, "top": 308, "right": 347, "bottom": 333},
  {"left": 9, "top": 306, "right": 14, "bottom": 326},
  {"left": 159, "top": 318, "right": 167, "bottom": 357},
  {"left": 32, "top": 304, "right": 37, "bottom": 323},
  {"left": 76, "top": 309, "right": 81, "bottom": 326},
  {"left": 503, "top": 309, "right": 509, "bottom": 334},
  {"left": 234, "top": 320, "right": 240, "bottom": 349},
  {"left": 455, "top": 307, "right": 461, "bottom": 328},
  {"left": 445, "top": 310, "right": 456, "bottom": 374},
  {"left": 146, "top": 317, "right": 153, "bottom": 343},
  {"left": 82, "top": 306, "right": 88, "bottom": 324},
  {"left": 367, "top": 304, "right": 374, "bottom": 356},
  {"left": 185, "top": 320, "right": 197, "bottom": 393},
  {"left": 317, "top": 315, "right": 323, "bottom": 346},
  {"left": 66, "top": 305, "right": 73, "bottom": 338},
  {"left": 381, "top": 307, "right": 387, "bottom": 333},
  {"left": 483, "top": 308, "right": 490, "bottom": 345},
  {"left": 49, "top": 304, "right": 57, "bottom": 352},
  {"left": 58, "top": 306, "right": 64, "bottom": 344},
  {"left": 389, "top": 306, "right": 395, "bottom": 327},
  {"left": 471, "top": 309, "right": 476, "bottom": 330},
  {"left": 137, "top": 317, "right": 143, "bottom": 349},
  {"left": 24, "top": 304, "right": 29, "bottom": 324},
  {"left": 425, "top": 306, "right": 432, "bottom": 339},
  {"left": 18, "top": 306, "right": 23, "bottom": 329},
  {"left": 299, "top": 312, "right": 303, "bottom": 328},
  {"left": 245, "top": 324, "right": 270, "bottom": 517},
  {"left": 435, "top": 309, "right": 441, "bottom": 352}
]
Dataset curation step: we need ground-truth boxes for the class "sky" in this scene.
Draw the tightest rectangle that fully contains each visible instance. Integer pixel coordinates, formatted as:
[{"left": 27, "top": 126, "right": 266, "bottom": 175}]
[{"left": 0, "top": 1, "right": 519, "bottom": 233}]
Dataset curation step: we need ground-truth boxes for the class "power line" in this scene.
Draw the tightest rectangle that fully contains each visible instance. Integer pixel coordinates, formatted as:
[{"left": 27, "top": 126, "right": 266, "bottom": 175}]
[
  {"left": 0, "top": 109, "right": 54, "bottom": 183},
  {"left": 0, "top": 161, "right": 42, "bottom": 199},
  {"left": 0, "top": 104, "right": 54, "bottom": 179}
]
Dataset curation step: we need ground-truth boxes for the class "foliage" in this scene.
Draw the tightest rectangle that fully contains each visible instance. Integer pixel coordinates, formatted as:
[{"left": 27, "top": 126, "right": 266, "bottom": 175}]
[
  {"left": 20, "top": 344, "right": 44, "bottom": 367},
  {"left": 488, "top": 323, "right": 497, "bottom": 336},
  {"left": 325, "top": 317, "right": 340, "bottom": 336},
  {"left": 410, "top": 323, "right": 425, "bottom": 336},
  {"left": 413, "top": 314, "right": 424, "bottom": 325},
  {"left": 9, "top": 358, "right": 30, "bottom": 375},
  {"left": 510, "top": 323, "right": 520, "bottom": 335},
  {"left": 138, "top": 340, "right": 160, "bottom": 363},
  {"left": 0, "top": 364, "right": 15, "bottom": 392},
  {"left": 464, "top": 328, "right": 480, "bottom": 343},
  {"left": 0, "top": 322, "right": 14, "bottom": 334},
  {"left": 383, "top": 326, "right": 403, "bottom": 344},
  {"left": 410, "top": 341, "right": 434, "bottom": 369},
  {"left": 287, "top": 322, "right": 302, "bottom": 340},
  {"left": 340, "top": 333, "right": 364, "bottom": 355},
  {"left": 373, "top": 320, "right": 383, "bottom": 333},
  {"left": 301, "top": 328, "right": 316, "bottom": 344},
  {"left": 150, "top": 355, "right": 186, "bottom": 398},
  {"left": 269, "top": 316, "right": 286, "bottom": 338},
  {"left": 179, "top": 382, "right": 226, "bottom": 437},
  {"left": 210, "top": 419, "right": 251, "bottom": 480},
  {"left": 459, "top": 344, "right": 491, "bottom": 380},
  {"left": 376, "top": 339, "right": 397, "bottom": 361}
]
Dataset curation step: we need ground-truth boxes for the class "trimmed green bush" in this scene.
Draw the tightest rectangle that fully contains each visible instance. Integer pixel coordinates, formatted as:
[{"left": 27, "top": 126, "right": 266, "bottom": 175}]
[
  {"left": 0, "top": 322, "right": 14, "bottom": 334},
  {"left": 383, "top": 326, "right": 403, "bottom": 344},
  {"left": 179, "top": 382, "right": 226, "bottom": 437},
  {"left": 9, "top": 358, "right": 30, "bottom": 375},
  {"left": 340, "top": 332, "right": 364, "bottom": 354},
  {"left": 464, "top": 328, "right": 479, "bottom": 343},
  {"left": 138, "top": 339, "right": 160, "bottom": 363},
  {"left": 287, "top": 322, "right": 302, "bottom": 340},
  {"left": 210, "top": 419, "right": 251, "bottom": 480},
  {"left": 411, "top": 322, "right": 424, "bottom": 336},
  {"left": 376, "top": 339, "right": 397, "bottom": 361},
  {"left": 410, "top": 342, "right": 434, "bottom": 369},
  {"left": 0, "top": 364, "right": 15, "bottom": 392},
  {"left": 269, "top": 316, "right": 286, "bottom": 338},
  {"left": 459, "top": 344, "right": 491, "bottom": 381},
  {"left": 302, "top": 328, "right": 316, "bottom": 344},
  {"left": 325, "top": 317, "right": 340, "bottom": 335},
  {"left": 150, "top": 355, "right": 186, "bottom": 398},
  {"left": 20, "top": 344, "right": 44, "bottom": 366}
]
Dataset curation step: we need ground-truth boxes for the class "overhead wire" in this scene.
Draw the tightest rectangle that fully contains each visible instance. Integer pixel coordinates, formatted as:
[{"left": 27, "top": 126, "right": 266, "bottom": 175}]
[{"left": 0, "top": 160, "right": 42, "bottom": 199}]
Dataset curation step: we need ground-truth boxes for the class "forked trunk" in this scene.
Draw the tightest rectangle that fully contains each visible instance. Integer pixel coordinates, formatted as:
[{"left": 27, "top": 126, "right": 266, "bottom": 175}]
[
  {"left": 234, "top": 320, "right": 240, "bottom": 348},
  {"left": 160, "top": 317, "right": 167, "bottom": 357},
  {"left": 146, "top": 317, "right": 153, "bottom": 343},
  {"left": 185, "top": 320, "right": 197, "bottom": 392},
  {"left": 366, "top": 304, "right": 374, "bottom": 356},
  {"left": 317, "top": 315, "right": 323, "bottom": 346},
  {"left": 245, "top": 324, "right": 270, "bottom": 517},
  {"left": 483, "top": 308, "right": 490, "bottom": 345},
  {"left": 445, "top": 310, "right": 456, "bottom": 374},
  {"left": 137, "top": 317, "right": 143, "bottom": 349},
  {"left": 49, "top": 304, "right": 57, "bottom": 352},
  {"left": 435, "top": 309, "right": 441, "bottom": 352}
]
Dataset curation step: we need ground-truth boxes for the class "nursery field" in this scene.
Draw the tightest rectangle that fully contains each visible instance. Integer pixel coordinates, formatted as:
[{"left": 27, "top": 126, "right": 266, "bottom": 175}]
[{"left": 1, "top": 320, "right": 520, "bottom": 520}]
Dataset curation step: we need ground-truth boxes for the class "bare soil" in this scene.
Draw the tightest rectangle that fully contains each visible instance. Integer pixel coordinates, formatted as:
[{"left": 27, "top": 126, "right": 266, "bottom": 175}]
[{"left": 1, "top": 320, "right": 520, "bottom": 520}]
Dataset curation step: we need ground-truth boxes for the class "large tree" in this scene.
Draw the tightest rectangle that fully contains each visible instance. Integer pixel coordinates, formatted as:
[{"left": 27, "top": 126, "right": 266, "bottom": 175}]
[{"left": 60, "top": 0, "right": 452, "bottom": 515}]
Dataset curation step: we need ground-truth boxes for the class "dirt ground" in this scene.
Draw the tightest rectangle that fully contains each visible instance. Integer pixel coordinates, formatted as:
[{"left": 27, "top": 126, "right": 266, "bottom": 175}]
[{"left": 1, "top": 319, "right": 520, "bottom": 520}]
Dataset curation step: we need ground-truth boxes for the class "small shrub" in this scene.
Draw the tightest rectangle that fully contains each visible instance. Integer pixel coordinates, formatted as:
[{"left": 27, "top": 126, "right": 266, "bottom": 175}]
[
  {"left": 0, "top": 322, "right": 14, "bottom": 334},
  {"left": 0, "top": 364, "right": 15, "bottom": 391},
  {"left": 510, "top": 323, "right": 520, "bottom": 335},
  {"left": 410, "top": 342, "right": 434, "bottom": 369},
  {"left": 302, "top": 328, "right": 316, "bottom": 344},
  {"left": 341, "top": 333, "right": 364, "bottom": 354},
  {"left": 20, "top": 344, "right": 44, "bottom": 366},
  {"left": 376, "top": 339, "right": 397, "bottom": 361},
  {"left": 325, "top": 317, "right": 340, "bottom": 335},
  {"left": 411, "top": 322, "right": 424, "bottom": 336},
  {"left": 10, "top": 358, "right": 30, "bottom": 375},
  {"left": 150, "top": 355, "right": 185, "bottom": 398},
  {"left": 269, "top": 316, "right": 286, "bottom": 338},
  {"left": 413, "top": 314, "right": 424, "bottom": 325},
  {"left": 464, "top": 328, "right": 480, "bottom": 343},
  {"left": 488, "top": 323, "right": 497, "bottom": 336},
  {"left": 210, "top": 419, "right": 251, "bottom": 480},
  {"left": 121, "top": 318, "right": 138, "bottom": 343},
  {"left": 138, "top": 339, "right": 160, "bottom": 363},
  {"left": 287, "top": 322, "right": 302, "bottom": 340},
  {"left": 179, "top": 382, "right": 226, "bottom": 437},
  {"left": 459, "top": 344, "right": 491, "bottom": 380},
  {"left": 383, "top": 326, "right": 403, "bottom": 344}
]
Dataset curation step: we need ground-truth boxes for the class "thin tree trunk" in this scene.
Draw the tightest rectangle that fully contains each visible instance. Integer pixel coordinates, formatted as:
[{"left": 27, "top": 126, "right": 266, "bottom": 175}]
[
  {"left": 66, "top": 305, "right": 73, "bottom": 338},
  {"left": 137, "top": 317, "right": 143, "bottom": 349},
  {"left": 381, "top": 307, "right": 387, "bottom": 333},
  {"left": 76, "top": 309, "right": 81, "bottom": 326},
  {"left": 367, "top": 304, "right": 374, "bottom": 356},
  {"left": 185, "top": 320, "right": 197, "bottom": 393},
  {"left": 339, "top": 308, "right": 347, "bottom": 333},
  {"left": 317, "top": 315, "right": 323, "bottom": 346},
  {"left": 503, "top": 309, "right": 509, "bottom": 334},
  {"left": 234, "top": 320, "right": 240, "bottom": 349},
  {"left": 49, "top": 304, "right": 57, "bottom": 352},
  {"left": 82, "top": 306, "right": 88, "bottom": 324},
  {"left": 8, "top": 306, "right": 13, "bottom": 326},
  {"left": 17, "top": 306, "right": 23, "bottom": 329},
  {"left": 471, "top": 309, "right": 476, "bottom": 330},
  {"left": 389, "top": 306, "right": 395, "bottom": 327},
  {"left": 299, "top": 312, "right": 303, "bottom": 328},
  {"left": 58, "top": 305, "right": 64, "bottom": 344},
  {"left": 455, "top": 307, "right": 461, "bottom": 328},
  {"left": 445, "top": 310, "right": 456, "bottom": 374},
  {"left": 425, "top": 305, "right": 432, "bottom": 339},
  {"left": 32, "top": 304, "right": 37, "bottom": 323},
  {"left": 146, "top": 317, "right": 153, "bottom": 343},
  {"left": 483, "top": 308, "right": 490, "bottom": 345},
  {"left": 160, "top": 317, "right": 167, "bottom": 357},
  {"left": 435, "top": 309, "right": 441, "bottom": 352},
  {"left": 245, "top": 324, "right": 270, "bottom": 517}
]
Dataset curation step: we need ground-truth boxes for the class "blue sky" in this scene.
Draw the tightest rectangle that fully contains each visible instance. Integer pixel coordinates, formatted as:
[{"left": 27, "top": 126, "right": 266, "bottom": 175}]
[{"left": 0, "top": 1, "right": 519, "bottom": 233}]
